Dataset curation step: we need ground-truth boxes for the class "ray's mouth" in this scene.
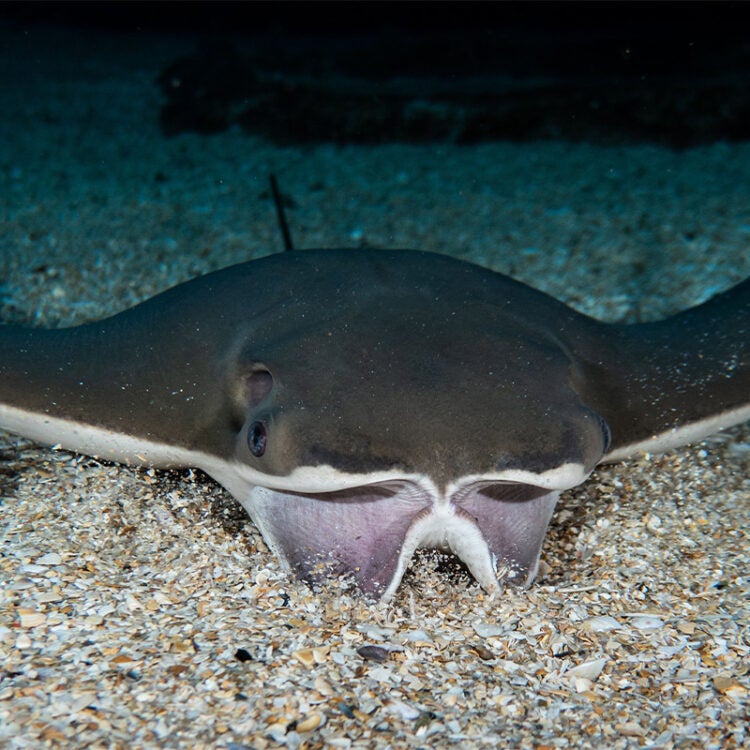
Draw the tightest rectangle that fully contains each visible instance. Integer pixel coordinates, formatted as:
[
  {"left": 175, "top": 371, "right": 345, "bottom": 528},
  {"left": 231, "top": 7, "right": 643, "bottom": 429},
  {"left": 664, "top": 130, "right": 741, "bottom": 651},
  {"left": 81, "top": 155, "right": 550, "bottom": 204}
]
[{"left": 238, "top": 479, "right": 560, "bottom": 600}]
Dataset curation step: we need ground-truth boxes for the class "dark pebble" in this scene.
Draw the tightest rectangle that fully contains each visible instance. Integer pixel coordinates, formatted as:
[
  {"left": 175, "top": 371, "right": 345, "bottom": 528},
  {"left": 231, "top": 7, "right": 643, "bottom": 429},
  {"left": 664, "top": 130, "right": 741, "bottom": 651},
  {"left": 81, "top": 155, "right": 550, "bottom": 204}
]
[
  {"left": 235, "top": 648, "right": 253, "bottom": 662},
  {"left": 471, "top": 643, "right": 495, "bottom": 661},
  {"left": 357, "top": 645, "right": 389, "bottom": 663}
]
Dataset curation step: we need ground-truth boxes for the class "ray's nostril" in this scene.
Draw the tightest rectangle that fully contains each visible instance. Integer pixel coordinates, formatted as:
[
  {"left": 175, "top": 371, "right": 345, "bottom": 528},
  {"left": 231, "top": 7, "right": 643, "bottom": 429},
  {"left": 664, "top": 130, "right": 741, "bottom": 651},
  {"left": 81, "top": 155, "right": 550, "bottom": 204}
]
[{"left": 245, "top": 368, "right": 274, "bottom": 406}]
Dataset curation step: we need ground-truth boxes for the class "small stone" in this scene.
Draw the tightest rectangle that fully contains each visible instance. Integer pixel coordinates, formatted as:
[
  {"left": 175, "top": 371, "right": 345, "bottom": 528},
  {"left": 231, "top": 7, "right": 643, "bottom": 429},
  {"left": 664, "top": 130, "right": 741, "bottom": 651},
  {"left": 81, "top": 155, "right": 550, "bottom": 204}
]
[
  {"left": 357, "top": 645, "right": 389, "bottom": 663},
  {"left": 235, "top": 648, "right": 253, "bottom": 663},
  {"left": 335, "top": 702, "right": 356, "bottom": 719},
  {"left": 470, "top": 643, "right": 495, "bottom": 661},
  {"left": 295, "top": 712, "right": 324, "bottom": 732}
]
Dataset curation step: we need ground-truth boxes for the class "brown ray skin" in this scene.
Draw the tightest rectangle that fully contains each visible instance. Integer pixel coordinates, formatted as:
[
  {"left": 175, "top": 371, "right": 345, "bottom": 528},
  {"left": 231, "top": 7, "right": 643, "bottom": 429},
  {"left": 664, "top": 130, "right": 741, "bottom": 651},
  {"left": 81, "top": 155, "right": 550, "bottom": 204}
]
[{"left": 0, "top": 249, "right": 748, "bottom": 485}]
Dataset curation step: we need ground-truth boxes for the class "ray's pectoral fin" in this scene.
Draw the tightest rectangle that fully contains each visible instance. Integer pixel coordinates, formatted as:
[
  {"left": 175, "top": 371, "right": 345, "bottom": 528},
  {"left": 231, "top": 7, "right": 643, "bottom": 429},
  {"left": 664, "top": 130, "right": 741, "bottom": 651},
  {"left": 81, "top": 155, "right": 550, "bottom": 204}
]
[{"left": 581, "top": 277, "right": 750, "bottom": 461}]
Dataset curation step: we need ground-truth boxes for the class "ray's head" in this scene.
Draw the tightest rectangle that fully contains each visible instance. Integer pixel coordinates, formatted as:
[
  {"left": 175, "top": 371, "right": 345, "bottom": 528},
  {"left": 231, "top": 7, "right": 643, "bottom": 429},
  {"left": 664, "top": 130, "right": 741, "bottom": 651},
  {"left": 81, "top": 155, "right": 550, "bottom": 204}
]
[
  {"left": 200, "top": 250, "right": 615, "bottom": 598},
  {"left": 226, "top": 289, "right": 610, "bottom": 492}
]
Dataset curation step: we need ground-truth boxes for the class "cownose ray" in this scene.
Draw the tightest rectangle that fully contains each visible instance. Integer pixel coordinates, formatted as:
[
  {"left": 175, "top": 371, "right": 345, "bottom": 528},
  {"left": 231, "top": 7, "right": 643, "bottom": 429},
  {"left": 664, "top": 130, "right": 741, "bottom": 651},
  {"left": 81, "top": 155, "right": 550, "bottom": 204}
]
[{"left": 1, "top": 248, "right": 749, "bottom": 601}]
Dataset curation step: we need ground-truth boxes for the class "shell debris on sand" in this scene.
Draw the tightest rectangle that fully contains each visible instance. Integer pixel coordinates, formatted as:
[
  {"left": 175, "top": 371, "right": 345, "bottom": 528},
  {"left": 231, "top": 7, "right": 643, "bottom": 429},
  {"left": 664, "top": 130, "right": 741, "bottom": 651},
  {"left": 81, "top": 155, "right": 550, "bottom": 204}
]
[
  {"left": 4, "top": 429, "right": 748, "bottom": 748},
  {"left": 1, "top": 24, "right": 750, "bottom": 749}
]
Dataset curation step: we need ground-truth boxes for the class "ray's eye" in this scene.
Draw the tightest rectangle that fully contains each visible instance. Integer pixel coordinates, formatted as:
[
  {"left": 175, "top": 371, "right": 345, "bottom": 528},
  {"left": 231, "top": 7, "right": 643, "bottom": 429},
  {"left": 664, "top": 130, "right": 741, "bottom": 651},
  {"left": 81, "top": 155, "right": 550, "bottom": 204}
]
[{"left": 248, "top": 421, "right": 268, "bottom": 457}]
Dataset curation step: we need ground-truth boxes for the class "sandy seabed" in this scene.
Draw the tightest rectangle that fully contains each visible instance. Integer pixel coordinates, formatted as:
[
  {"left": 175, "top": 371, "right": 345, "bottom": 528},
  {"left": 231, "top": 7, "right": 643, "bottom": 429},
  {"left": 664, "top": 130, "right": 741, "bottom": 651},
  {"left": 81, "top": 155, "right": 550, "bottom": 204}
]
[{"left": 1, "top": 26, "right": 749, "bottom": 750}]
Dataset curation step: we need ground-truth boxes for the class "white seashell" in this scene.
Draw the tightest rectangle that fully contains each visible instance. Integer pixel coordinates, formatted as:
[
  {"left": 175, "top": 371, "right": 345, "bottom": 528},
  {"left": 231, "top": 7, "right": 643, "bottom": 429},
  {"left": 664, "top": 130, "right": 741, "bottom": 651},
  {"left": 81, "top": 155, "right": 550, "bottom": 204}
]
[
  {"left": 35, "top": 552, "right": 62, "bottom": 566},
  {"left": 631, "top": 616, "right": 664, "bottom": 630},
  {"left": 582, "top": 615, "right": 621, "bottom": 632},
  {"left": 472, "top": 621, "right": 504, "bottom": 638},
  {"left": 567, "top": 657, "right": 607, "bottom": 682},
  {"left": 20, "top": 564, "right": 48, "bottom": 574},
  {"left": 19, "top": 611, "right": 46, "bottom": 628},
  {"left": 385, "top": 698, "right": 421, "bottom": 721},
  {"left": 403, "top": 629, "right": 432, "bottom": 643}
]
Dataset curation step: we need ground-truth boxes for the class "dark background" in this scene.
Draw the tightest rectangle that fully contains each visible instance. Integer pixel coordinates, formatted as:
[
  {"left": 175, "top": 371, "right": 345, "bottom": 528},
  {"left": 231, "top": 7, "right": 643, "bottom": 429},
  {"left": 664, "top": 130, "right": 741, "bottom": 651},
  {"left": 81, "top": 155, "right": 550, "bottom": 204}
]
[{"left": 3, "top": 1, "right": 749, "bottom": 147}]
